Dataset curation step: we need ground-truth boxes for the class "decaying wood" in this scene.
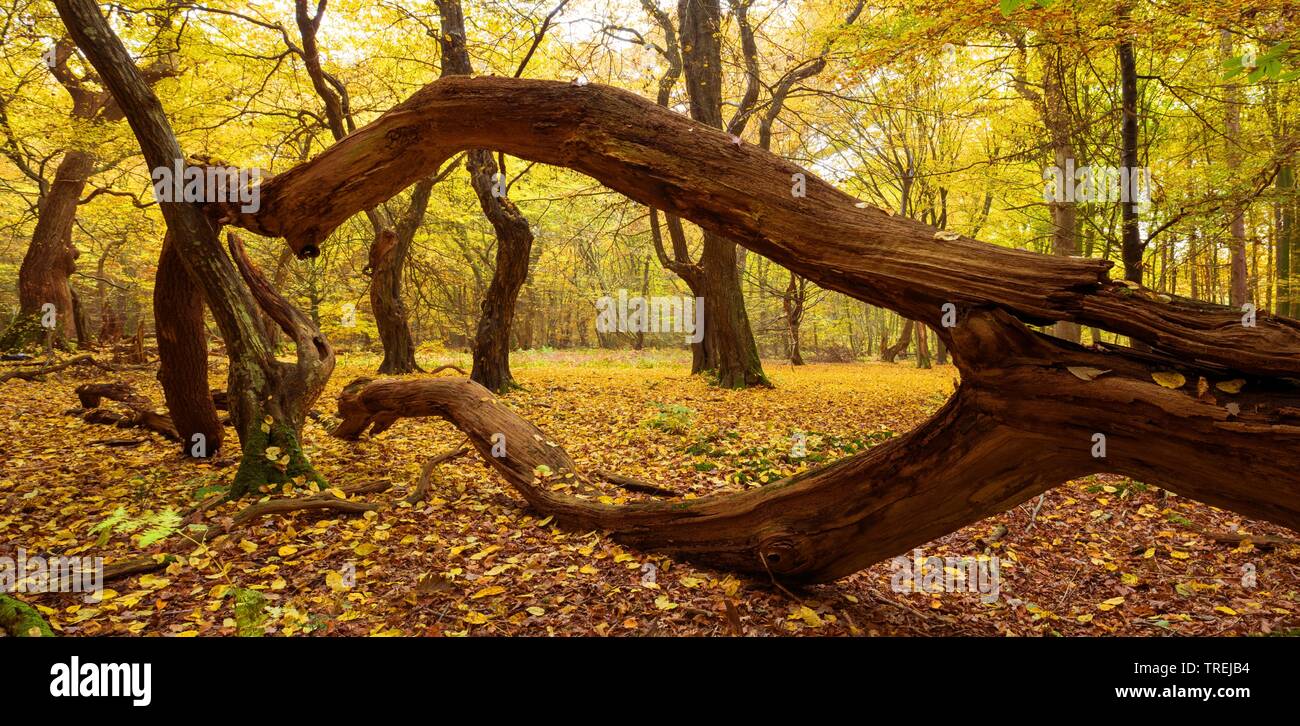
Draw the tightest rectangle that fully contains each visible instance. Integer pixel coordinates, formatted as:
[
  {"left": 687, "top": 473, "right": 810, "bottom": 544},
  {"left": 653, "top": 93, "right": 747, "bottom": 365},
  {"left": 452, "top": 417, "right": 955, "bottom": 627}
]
[
  {"left": 202, "top": 75, "right": 1300, "bottom": 583},
  {"left": 1185, "top": 524, "right": 1299, "bottom": 550},
  {"left": 71, "top": 382, "right": 179, "bottom": 440}
]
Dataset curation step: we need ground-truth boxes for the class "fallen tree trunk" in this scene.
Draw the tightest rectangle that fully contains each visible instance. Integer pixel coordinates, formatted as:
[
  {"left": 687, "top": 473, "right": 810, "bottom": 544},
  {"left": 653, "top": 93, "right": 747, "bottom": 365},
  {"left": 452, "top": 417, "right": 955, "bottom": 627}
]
[
  {"left": 70, "top": 382, "right": 179, "bottom": 440},
  {"left": 205, "top": 75, "right": 1299, "bottom": 583}
]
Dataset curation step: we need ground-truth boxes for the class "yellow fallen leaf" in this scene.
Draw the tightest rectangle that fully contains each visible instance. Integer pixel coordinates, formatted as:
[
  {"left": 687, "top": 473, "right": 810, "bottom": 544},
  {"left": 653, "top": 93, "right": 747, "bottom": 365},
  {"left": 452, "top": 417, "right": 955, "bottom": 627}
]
[
  {"left": 1215, "top": 379, "right": 1245, "bottom": 394},
  {"left": 1215, "top": 606, "right": 1238, "bottom": 616},
  {"left": 471, "top": 586, "right": 505, "bottom": 600},
  {"left": 1152, "top": 371, "right": 1186, "bottom": 389},
  {"left": 1067, "top": 366, "right": 1109, "bottom": 381},
  {"left": 654, "top": 595, "right": 678, "bottom": 610},
  {"left": 526, "top": 606, "right": 545, "bottom": 616},
  {"left": 792, "top": 605, "right": 824, "bottom": 626},
  {"left": 277, "top": 545, "right": 298, "bottom": 557}
]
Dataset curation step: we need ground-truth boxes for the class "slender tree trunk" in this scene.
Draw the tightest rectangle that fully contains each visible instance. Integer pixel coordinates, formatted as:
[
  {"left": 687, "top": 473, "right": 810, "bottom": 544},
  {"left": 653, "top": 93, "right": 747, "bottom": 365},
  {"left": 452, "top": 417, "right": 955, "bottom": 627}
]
[
  {"left": 437, "top": 0, "right": 534, "bottom": 393},
  {"left": 914, "top": 323, "right": 932, "bottom": 369},
  {"left": 677, "top": 0, "right": 767, "bottom": 387},
  {"left": 1042, "top": 44, "right": 1082, "bottom": 344},
  {"left": 783, "top": 272, "right": 805, "bottom": 365},
  {"left": 1280, "top": 163, "right": 1295, "bottom": 318},
  {"left": 155, "top": 235, "right": 222, "bottom": 455},
  {"left": 371, "top": 178, "right": 433, "bottom": 374},
  {"left": 1222, "top": 30, "right": 1250, "bottom": 307},
  {"left": 1119, "top": 19, "right": 1144, "bottom": 286}
]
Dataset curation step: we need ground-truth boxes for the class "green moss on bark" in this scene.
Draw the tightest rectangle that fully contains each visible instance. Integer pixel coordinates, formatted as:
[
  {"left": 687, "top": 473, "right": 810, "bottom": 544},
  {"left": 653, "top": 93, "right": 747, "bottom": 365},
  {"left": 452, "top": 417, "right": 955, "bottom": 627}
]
[
  {"left": 0, "top": 595, "right": 55, "bottom": 637},
  {"left": 230, "top": 419, "right": 326, "bottom": 498},
  {"left": 0, "top": 313, "right": 54, "bottom": 353}
]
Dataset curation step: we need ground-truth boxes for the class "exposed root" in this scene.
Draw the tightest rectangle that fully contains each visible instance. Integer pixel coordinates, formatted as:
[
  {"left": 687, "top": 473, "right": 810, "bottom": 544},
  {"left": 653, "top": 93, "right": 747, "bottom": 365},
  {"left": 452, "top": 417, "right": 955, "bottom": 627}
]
[{"left": 405, "top": 446, "right": 470, "bottom": 505}]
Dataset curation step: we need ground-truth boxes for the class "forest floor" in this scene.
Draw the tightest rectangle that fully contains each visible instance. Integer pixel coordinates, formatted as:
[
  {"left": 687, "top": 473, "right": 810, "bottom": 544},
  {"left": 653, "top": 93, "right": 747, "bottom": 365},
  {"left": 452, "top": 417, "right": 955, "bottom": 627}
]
[{"left": 2, "top": 350, "right": 1298, "bottom": 636}]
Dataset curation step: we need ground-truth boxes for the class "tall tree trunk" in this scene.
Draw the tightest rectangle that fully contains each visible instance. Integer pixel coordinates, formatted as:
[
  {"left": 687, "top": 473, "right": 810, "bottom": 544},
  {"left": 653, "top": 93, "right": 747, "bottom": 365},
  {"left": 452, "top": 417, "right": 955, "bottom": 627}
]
[
  {"left": 371, "top": 177, "right": 433, "bottom": 374},
  {"left": 1222, "top": 30, "right": 1250, "bottom": 307},
  {"left": 1280, "top": 163, "right": 1295, "bottom": 318},
  {"left": 676, "top": 0, "right": 767, "bottom": 387},
  {"left": 1042, "top": 44, "right": 1082, "bottom": 344},
  {"left": 1119, "top": 18, "right": 1144, "bottom": 286},
  {"left": 293, "top": 0, "right": 422, "bottom": 374},
  {"left": 914, "top": 324, "right": 932, "bottom": 369},
  {"left": 437, "top": 0, "right": 534, "bottom": 393},
  {"left": 783, "top": 272, "right": 805, "bottom": 365},
  {"left": 155, "top": 235, "right": 222, "bottom": 455}
]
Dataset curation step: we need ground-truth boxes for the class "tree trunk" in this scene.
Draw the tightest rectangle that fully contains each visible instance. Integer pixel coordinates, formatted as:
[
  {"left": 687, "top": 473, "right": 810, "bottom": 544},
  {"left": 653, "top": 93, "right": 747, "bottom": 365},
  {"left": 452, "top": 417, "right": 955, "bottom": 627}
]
[
  {"left": 1, "top": 150, "right": 93, "bottom": 349},
  {"left": 155, "top": 235, "right": 222, "bottom": 456},
  {"left": 1119, "top": 19, "right": 1144, "bottom": 286},
  {"left": 437, "top": 0, "right": 534, "bottom": 393},
  {"left": 1222, "top": 30, "right": 1250, "bottom": 307},
  {"left": 671, "top": 0, "right": 767, "bottom": 387},
  {"left": 914, "top": 324, "right": 932, "bottom": 369},
  {"left": 1042, "top": 44, "right": 1082, "bottom": 344},
  {"left": 783, "top": 271, "right": 806, "bottom": 365},
  {"left": 370, "top": 201, "right": 425, "bottom": 374},
  {"left": 881, "top": 318, "right": 913, "bottom": 363},
  {"left": 1279, "top": 163, "right": 1295, "bottom": 318},
  {"left": 292, "top": 0, "right": 421, "bottom": 374}
]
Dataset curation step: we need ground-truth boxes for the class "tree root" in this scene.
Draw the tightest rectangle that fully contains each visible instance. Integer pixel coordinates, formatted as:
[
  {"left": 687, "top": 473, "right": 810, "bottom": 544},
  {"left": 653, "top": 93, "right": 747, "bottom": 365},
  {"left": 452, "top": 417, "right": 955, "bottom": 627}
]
[{"left": 406, "top": 446, "right": 469, "bottom": 504}]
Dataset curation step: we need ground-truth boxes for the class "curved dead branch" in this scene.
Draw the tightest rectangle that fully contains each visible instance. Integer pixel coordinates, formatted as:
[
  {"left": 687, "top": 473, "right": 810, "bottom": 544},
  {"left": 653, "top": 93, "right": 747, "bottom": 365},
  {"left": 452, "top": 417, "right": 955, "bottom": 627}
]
[
  {"left": 211, "top": 76, "right": 1300, "bottom": 377},
  {"left": 203, "top": 75, "right": 1300, "bottom": 583}
]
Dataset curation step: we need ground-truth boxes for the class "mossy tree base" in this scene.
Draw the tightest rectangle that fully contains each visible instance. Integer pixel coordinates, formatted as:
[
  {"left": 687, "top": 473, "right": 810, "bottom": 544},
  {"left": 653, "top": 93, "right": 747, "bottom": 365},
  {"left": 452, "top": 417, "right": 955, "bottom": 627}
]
[
  {"left": 230, "top": 419, "right": 327, "bottom": 498},
  {"left": 0, "top": 595, "right": 55, "bottom": 637},
  {"left": 0, "top": 313, "right": 64, "bottom": 354}
]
